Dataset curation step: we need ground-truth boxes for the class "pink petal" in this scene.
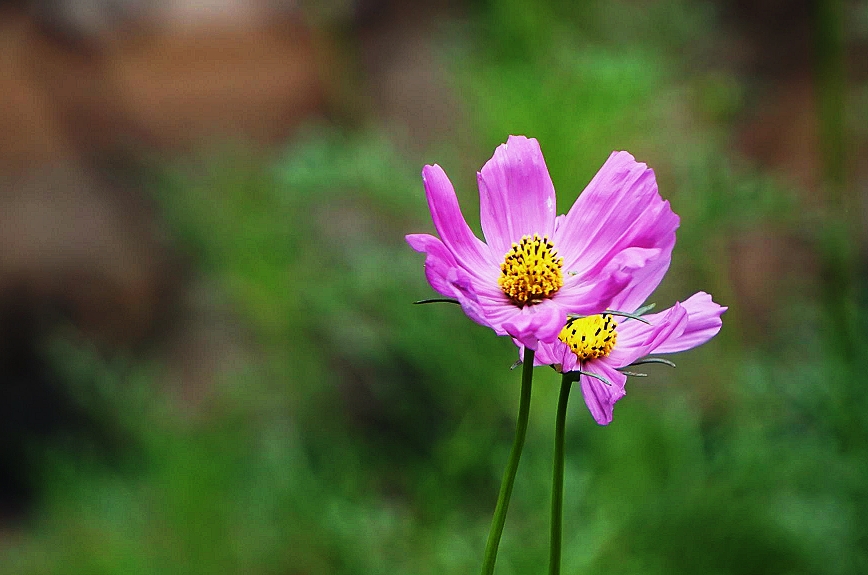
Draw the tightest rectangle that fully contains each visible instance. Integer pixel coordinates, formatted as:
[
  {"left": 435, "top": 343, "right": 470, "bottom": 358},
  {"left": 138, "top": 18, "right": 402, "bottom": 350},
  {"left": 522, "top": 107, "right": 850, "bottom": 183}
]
[
  {"left": 523, "top": 336, "right": 577, "bottom": 372},
  {"left": 501, "top": 300, "right": 566, "bottom": 349},
  {"left": 647, "top": 292, "right": 726, "bottom": 354},
  {"left": 457, "top": 280, "right": 516, "bottom": 337},
  {"left": 477, "top": 136, "right": 557, "bottom": 256},
  {"left": 605, "top": 302, "right": 689, "bottom": 367},
  {"left": 406, "top": 233, "right": 490, "bottom": 328},
  {"left": 608, "top": 234, "right": 676, "bottom": 314},
  {"left": 553, "top": 246, "right": 660, "bottom": 315},
  {"left": 421, "top": 164, "right": 496, "bottom": 280},
  {"left": 551, "top": 273, "right": 626, "bottom": 316},
  {"left": 405, "top": 234, "right": 460, "bottom": 296},
  {"left": 580, "top": 362, "right": 627, "bottom": 426},
  {"left": 554, "top": 152, "right": 679, "bottom": 290}
]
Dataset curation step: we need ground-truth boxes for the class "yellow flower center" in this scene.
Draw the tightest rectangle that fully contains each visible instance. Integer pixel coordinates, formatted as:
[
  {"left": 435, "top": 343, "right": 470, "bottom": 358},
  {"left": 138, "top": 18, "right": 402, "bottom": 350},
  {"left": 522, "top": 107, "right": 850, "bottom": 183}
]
[
  {"left": 559, "top": 314, "right": 618, "bottom": 360},
  {"left": 498, "top": 234, "right": 564, "bottom": 306}
]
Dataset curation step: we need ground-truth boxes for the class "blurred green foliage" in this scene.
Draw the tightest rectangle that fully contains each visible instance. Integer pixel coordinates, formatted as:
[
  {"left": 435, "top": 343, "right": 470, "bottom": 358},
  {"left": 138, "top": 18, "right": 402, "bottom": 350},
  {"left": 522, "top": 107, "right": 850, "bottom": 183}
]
[{"left": 3, "top": 1, "right": 867, "bottom": 574}]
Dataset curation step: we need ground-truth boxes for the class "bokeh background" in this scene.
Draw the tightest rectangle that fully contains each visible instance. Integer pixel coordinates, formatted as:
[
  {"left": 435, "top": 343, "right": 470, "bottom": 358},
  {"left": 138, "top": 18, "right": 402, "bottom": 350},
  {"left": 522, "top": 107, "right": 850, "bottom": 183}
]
[{"left": 1, "top": 0, "right": 866, "bottom": 573}]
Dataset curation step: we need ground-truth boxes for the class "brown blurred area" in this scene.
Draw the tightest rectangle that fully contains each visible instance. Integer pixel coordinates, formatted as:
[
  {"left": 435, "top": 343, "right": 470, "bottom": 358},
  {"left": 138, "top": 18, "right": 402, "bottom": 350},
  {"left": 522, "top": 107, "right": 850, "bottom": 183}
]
[
  {"left": 0, "top": 0, "right": 460, "bottom": 516},
  {"left": 0, "top": 1, "right": 329, "bottom": 166},
  {"left": 0, "top": 0, "right": 334, "bottom": 517},
  {"left": 0, "top": 0, "right": 326, "bottom": 349},
  {"left": 0, "top": 0, "right": 458, "bottom": 350}
]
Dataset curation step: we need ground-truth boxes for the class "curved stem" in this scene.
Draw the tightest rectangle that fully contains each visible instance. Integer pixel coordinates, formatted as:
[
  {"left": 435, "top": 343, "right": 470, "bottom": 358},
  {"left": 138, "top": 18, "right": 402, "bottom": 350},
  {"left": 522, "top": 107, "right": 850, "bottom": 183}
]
[
  {"left": 480, "top": 347, "right": 535, "bottom": 575},
  {"left": 549, "top": 375, "right": 571, "bottom": 575}
]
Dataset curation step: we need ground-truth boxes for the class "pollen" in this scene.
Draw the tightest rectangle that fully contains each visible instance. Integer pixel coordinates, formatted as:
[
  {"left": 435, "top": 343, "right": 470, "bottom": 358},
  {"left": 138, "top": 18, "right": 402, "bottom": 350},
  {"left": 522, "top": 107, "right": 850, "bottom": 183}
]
[
  {"left": 559, "top": 314, "right": 618, "bottom": 360},
  {"left": 498, "top": 234, "right": 564, "bottom": 306}
]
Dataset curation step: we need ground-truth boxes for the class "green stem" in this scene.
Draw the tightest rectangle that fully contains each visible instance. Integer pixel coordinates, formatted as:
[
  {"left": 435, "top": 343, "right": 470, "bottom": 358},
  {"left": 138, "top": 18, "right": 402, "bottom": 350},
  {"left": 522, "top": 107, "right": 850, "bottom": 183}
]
[
  {"left": 480, "top": 347, "right": 535, "bottom": 575},
  {"left": 549, "top": 375, "right": 571, "bottom": 575}
]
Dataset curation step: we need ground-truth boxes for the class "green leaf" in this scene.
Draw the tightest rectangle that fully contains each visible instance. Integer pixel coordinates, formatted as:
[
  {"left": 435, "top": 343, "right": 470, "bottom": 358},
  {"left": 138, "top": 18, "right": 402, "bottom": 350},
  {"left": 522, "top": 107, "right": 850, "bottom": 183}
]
[
  {"left": 633, "top": 302, "right": 657, "bottom": 316},
  {"left": 629, "top": 357, "right": 677, "bottom": 368},
  {"left": 564, "top": 370, "right": 613, "bottom": 387}
]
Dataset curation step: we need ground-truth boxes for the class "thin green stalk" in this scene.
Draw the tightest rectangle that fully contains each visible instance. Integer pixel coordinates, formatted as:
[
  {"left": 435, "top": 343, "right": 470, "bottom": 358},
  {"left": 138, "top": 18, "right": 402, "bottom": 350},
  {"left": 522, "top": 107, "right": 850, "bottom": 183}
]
[
  {"left": 480, "top": 347, "right": 535, "bottom": 575},
  {"left": 549, "top": 375, "right": 571, "bottom": 575}
]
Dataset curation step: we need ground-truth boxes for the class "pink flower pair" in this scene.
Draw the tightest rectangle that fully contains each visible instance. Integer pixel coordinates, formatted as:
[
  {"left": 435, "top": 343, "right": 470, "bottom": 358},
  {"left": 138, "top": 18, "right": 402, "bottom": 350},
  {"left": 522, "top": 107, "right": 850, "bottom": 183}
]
[{"left": 407, "top": 136, "right": 725, "bottom": 425}]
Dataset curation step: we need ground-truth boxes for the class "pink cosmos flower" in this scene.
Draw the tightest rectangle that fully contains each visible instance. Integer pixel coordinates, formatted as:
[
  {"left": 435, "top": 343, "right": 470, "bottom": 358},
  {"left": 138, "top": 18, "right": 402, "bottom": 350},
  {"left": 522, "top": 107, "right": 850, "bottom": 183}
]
[
  {"left": 406, "top": 135, "right": 679, "bottom": 349},
  {"left": 526, "top": 289, "right": 726, "bottom": 426}
]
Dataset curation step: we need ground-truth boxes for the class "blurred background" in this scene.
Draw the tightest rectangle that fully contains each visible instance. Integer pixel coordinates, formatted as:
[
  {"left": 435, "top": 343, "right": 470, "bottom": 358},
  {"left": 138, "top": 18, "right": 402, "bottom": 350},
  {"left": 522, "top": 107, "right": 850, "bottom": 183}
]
[{"left": 0, "top": 0, "right": 866, "bottom": 573}]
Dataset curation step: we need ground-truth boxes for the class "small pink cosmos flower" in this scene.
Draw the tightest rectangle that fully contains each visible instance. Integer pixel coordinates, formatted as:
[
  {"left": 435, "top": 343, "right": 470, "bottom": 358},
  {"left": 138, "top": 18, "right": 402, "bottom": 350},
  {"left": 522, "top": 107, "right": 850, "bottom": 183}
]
[
  {"left": 406, "top": 135, "right": 679, "bottom": 349},
  {"left": 525, "top": 288, "right": 726, "bottom": 425}
]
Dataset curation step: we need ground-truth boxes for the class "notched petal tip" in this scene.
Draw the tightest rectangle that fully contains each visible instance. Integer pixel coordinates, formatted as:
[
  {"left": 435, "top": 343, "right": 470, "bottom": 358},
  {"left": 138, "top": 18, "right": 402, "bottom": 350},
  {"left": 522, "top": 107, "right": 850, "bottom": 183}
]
[
  {"left": 405, "top": 233, "right": 435, "bottom": 253},
  {"left": 608, "top": 149, "right": 639, "bottom": 163},
  {"left": 421, "top": 163, "right": 443, "bottom": 179},
  {"left": 505, "top": 134, "right": 538, "bottom": 147},
  {"left": 599, "top": 151, "right": 651, "bottom": 181}
]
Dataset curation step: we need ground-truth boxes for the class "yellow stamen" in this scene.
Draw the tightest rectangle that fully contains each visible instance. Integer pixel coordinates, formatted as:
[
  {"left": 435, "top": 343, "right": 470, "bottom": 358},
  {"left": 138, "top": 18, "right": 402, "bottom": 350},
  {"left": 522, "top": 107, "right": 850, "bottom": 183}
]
[
  {"left": 559, "top": 314, "right": 617, "bottom": 360},
  {"left": 498, "top": 234, "right": 563, "bottom": 306}
]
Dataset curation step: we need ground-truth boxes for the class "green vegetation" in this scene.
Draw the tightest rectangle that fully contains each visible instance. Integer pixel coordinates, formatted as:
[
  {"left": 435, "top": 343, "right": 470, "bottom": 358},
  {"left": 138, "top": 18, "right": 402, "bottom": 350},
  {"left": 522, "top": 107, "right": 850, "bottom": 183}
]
[{"left": 3, "top": 1, "right": 866, "bottom": 573}]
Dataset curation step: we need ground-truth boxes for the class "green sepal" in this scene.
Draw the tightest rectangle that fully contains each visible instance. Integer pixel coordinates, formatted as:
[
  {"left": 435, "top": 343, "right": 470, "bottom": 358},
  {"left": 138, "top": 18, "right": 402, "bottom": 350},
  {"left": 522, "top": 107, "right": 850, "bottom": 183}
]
[
  {"left": 618, "top": 370, "right": 648, "bottom": 377},
  {"left": 413, "top": 298, "right": 459, "bottom": 305},
  {"left": 633, "top": 302, "right": 656, "bottom": 316},
  {"left": 566, "top": 309, "right": 651, "bottom": 324},
  {"left": 629, "top": 357, "right": 676, "bottom": 368},
  {"left": 603, "top": 310, "right": 651, "bottom": 324},
  {"left": 563, "top": 369, "right": 613, "bottom": 387}
]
